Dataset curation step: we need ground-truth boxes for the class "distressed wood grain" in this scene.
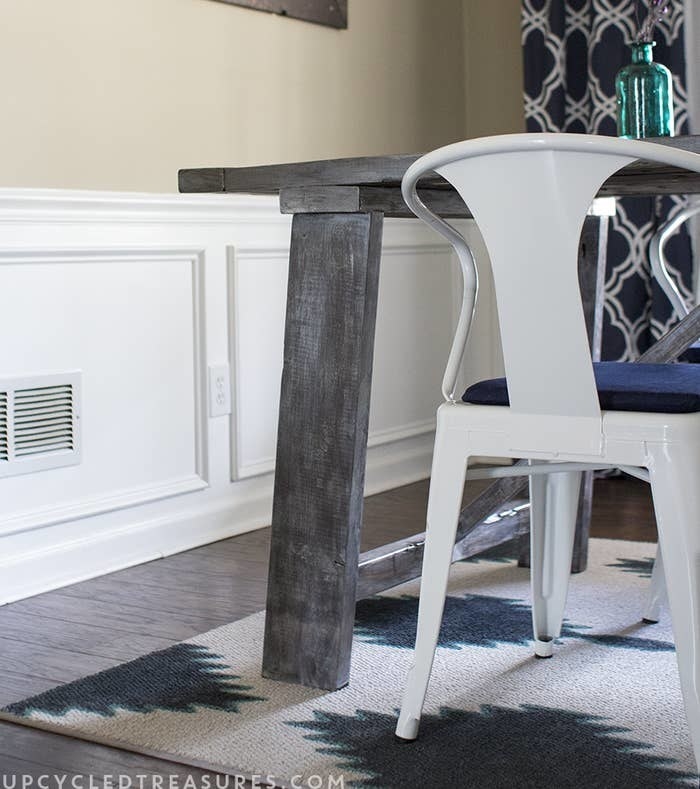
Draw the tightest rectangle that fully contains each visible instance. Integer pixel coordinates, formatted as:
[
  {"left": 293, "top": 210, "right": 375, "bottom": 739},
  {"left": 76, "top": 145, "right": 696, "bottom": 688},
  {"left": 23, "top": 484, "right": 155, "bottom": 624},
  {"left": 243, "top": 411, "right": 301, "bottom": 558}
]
[
  {"left": 179, "top": 135, "right": 700, "bottom": 197},
  {"left": 279, "top": 185, "right": 473, "bottom": 218},
  {"left": 262, "top": 211, "right": 383, "bottom": 690},
  {"left": 357, "top": 470, "right": 529, "bottom": 599},
  {"left": 637, "top": 303, "right": 700, "bottom": 362},
  {"left": 6, "top": 594, "right": 227, "bottom": 641}
]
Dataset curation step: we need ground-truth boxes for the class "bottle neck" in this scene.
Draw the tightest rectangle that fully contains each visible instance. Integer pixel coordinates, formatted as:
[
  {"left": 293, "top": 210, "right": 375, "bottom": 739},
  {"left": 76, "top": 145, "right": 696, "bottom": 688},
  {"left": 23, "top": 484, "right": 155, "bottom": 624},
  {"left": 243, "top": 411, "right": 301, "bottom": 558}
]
[{"left": 631, "top": 42, "right": 655, "bottom": 64}]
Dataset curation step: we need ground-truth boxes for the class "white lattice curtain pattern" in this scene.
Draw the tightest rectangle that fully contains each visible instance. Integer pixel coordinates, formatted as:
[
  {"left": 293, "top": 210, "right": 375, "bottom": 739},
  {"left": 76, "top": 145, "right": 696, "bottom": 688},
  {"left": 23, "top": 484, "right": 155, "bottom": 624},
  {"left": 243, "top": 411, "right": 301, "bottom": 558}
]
[{"left": 521, "top": 0, "right": 693, "bottom": 360}]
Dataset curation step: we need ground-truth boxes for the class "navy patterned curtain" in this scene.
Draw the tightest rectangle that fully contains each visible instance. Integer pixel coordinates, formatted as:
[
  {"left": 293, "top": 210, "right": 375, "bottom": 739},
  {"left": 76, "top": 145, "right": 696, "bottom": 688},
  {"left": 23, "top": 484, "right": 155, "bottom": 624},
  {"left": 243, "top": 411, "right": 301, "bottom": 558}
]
[{"left": 521, "top": 0, "right": 692, "bottom": 360}]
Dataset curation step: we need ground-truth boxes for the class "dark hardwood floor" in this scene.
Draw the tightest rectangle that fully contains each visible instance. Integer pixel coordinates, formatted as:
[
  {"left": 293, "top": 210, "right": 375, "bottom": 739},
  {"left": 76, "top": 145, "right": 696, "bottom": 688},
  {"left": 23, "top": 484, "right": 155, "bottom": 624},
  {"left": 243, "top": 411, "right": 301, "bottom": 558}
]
[{"left": 0, "top": 475, "right": 657, "bottom": 782}]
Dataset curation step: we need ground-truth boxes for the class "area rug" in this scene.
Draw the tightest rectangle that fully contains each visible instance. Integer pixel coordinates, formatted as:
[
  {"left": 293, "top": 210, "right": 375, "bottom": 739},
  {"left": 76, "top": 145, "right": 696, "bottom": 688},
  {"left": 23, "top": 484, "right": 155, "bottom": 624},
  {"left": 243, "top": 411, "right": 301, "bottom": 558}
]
[{"left": 1, "top": 539, "right": 696, "bottom": 787}]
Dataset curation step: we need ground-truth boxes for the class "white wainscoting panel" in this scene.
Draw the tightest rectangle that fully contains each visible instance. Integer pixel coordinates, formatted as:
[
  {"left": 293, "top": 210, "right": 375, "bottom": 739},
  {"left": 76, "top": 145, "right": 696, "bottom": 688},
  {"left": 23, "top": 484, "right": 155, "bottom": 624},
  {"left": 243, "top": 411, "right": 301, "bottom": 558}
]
[
  {"left": 367, "top": 241, "right": 454, "bottom": 440},
  {"left": 0, "top": 247, "right": 207, "bottom": 537},
  {"left": 0, "top": 190, "right": 499, "bottom": 604},
  {"left": 227, "top": 237, "right": 463, "bottom": 482},
  {"left": 228, "top": 245, "right": 288, "bottom": 480}
]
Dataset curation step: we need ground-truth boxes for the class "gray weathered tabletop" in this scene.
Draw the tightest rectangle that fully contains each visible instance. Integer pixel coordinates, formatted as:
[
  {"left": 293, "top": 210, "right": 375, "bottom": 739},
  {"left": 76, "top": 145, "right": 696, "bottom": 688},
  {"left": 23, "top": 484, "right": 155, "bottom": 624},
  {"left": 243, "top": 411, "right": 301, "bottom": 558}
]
[{"left": 179, "top": 134, "right": 700, "bottom": 203}]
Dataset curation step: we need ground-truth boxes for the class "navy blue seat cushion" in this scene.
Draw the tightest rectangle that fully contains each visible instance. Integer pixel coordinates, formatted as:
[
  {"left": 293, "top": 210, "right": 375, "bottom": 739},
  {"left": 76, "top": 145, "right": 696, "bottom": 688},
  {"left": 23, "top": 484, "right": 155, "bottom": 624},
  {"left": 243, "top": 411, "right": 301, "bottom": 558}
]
[
  {"left": 462, "top": 362, "right": 700, "bottom": 414},
  {"left": 680, "top": 341, "right": 700, "bottom": 364}
]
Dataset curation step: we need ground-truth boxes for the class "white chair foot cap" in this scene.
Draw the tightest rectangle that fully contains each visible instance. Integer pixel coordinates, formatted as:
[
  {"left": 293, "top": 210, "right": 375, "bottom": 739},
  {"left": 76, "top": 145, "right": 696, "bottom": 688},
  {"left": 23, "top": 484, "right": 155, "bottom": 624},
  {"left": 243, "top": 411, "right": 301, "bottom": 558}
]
[
  {"left": 395, "top": 715, "right": 420, "bottom": 741},
  {"left": 534, "top": 639, "right": 554, "bottom": 658}
]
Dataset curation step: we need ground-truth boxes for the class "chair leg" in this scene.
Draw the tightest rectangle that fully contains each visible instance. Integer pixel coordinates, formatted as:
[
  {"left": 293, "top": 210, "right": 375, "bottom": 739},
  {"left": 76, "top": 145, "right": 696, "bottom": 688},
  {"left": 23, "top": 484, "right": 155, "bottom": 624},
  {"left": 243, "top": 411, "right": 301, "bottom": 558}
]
[
  {"left": 648, "top": 441, "right": 700, "bottom": 773},
  {"left": 529, "top": 470, "right": 582, "bottom": 658},
  {"left": 395, "top": 425, "right": 468, "bottom": 741},
  {"left": 643, "top": 544, "right": 666, "bottom": 624}
]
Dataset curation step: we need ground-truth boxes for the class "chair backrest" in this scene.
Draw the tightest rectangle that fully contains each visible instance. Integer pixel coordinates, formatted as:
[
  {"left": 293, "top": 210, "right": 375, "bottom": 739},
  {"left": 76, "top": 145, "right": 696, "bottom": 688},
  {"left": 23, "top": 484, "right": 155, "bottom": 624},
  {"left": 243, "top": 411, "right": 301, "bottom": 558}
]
[
  {"left": 650, "top": 200, "right": 700, "bottom": 321},
  {"left": 403, "top": 134, "right": 700, "bottom": 451}
]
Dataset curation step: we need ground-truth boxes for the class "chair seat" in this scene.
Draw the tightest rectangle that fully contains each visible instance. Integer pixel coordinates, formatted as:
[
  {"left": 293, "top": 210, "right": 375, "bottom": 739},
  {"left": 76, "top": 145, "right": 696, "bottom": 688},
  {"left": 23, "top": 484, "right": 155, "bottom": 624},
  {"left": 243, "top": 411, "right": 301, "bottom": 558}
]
[
  {"left": 680, "top": 341, "right": 700, "bottom": 364},
  {"left": 462, "top": 362, "right": 700, "bottom": 414}
]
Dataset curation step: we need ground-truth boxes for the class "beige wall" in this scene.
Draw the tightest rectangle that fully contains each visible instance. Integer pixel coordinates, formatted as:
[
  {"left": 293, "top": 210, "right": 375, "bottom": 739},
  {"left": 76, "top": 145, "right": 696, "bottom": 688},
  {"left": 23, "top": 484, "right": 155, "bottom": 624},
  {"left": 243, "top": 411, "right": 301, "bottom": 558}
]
[
  {"left": 0, "top": 0, "right": 467, "bottom": 192},
  {"left": 462, "top": 0, "right": 525, "bottom": 138},
  {"left": 0, "top": 1, "right": 525, "bottom": 193}
]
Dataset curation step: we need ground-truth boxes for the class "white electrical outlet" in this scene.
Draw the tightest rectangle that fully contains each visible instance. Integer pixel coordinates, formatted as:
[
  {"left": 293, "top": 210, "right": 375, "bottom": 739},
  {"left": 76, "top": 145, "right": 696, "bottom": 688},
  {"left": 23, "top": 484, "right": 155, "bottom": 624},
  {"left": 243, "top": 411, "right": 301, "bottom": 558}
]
[{"left": 208, "top": 364, "right": 232, "bottom": 417}]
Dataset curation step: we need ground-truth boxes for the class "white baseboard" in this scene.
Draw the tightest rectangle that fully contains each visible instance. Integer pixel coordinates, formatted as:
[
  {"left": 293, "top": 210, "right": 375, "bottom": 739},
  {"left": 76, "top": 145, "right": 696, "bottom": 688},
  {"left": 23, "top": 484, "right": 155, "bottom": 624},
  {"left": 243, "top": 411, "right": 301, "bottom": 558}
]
[
  {"left": 364, "top": 429, "right": 434, "bottom": 496},
  {"left": 0, "top": 429, "right": 433, "bottom": 606},
  {"left": 0, "top": 492, "right": 273, "bottom": 606}
]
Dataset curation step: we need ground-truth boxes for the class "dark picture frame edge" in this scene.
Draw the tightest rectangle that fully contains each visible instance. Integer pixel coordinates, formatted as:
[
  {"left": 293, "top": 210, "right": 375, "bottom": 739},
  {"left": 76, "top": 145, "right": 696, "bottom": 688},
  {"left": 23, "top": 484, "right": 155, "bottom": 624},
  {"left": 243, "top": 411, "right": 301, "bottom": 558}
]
[{"left": 208, "top": 0, "right": 348, "bottom": 29}]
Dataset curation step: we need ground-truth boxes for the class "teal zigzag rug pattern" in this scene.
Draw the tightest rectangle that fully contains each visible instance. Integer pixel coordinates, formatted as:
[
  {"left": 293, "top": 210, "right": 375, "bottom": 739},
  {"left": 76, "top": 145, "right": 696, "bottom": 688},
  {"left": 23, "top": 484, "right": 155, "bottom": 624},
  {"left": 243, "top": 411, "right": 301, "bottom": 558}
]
[{"left": 1, "top": 539, "right": 695, "bottom": 787}]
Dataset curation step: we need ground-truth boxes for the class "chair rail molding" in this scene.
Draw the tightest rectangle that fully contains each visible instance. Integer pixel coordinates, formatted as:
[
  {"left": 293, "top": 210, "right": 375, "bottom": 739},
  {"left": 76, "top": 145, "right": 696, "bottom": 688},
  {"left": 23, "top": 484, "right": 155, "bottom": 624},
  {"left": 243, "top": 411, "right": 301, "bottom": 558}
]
[
  {"left": 0, "top": 188, "right": 280, "bottom": 225},
  {"left": 0, "top": 189, "right": 498, "bottom": 604}
]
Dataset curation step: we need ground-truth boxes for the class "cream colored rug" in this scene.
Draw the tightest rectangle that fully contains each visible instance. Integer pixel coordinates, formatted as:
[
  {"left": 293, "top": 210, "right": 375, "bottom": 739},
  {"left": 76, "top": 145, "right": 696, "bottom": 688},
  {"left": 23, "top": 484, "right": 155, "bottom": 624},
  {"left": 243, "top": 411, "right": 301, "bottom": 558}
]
[{"left": 1, "top": 539, "right": 695, "bottom": 787}]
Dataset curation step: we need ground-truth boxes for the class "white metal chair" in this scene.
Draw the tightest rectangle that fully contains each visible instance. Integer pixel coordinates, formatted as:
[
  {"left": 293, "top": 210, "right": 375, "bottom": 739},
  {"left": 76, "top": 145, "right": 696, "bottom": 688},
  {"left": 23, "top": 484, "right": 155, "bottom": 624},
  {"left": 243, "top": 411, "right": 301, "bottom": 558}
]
[
  {"left": 394, "top": 133, "right": 700, "bottom": 774},
  {"left": 650, "top": 199, "right": 700, "bottom": 361}
]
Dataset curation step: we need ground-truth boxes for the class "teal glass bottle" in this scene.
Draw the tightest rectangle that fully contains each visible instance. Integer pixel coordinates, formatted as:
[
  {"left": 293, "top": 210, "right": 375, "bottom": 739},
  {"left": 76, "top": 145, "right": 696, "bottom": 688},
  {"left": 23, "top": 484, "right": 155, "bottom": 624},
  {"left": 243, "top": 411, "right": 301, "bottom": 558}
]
[{"left": 615, "top": 41, "right": 674, "bottom": 139}]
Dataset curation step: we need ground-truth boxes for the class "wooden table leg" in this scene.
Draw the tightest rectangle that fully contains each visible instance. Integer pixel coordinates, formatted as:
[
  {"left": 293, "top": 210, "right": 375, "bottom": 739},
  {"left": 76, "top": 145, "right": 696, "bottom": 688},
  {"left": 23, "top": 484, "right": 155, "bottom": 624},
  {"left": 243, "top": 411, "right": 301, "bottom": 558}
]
[
  {"left": 519, "top": 213, "right": 610, "bottom": 573},
  {"left": 262, "top": 210, "right": 383, "bottom": 690}
]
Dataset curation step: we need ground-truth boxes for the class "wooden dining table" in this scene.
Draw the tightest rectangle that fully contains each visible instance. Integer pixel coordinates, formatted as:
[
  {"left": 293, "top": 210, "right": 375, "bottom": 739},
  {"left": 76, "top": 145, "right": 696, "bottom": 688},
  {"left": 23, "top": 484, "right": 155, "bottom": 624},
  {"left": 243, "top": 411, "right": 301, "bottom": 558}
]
[{"left": 179, "top": 134, "right": 700, "bottom": 691}]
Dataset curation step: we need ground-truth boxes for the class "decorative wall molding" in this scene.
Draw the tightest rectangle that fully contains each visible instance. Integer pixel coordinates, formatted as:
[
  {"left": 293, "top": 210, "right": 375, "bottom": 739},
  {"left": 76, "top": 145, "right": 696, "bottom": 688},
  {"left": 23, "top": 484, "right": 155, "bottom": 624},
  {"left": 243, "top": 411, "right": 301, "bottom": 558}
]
[
  {"left": 227, "top": 242, "right": 453, "bottom": 480},
  {"left": 227, "top": 244, "right": 287, "bottom": 480},
  {"left": 0, "top": 245, "right": 205, "bottom": 266},
  {"left": 366, "top": 418, "right": 436, "bottom": 448},
  {"left": 0, "top": 188, "right": 284, "bottom": 226},
  {"left": 0, "top": 474, "right": 208, "bottom": 539},
  {"left": 0, "top": 245, "right": 209, "bottom": 537},
  {"left": 363, "top": 431, "right": 435, "bottom": 498},
  {"left": 0, "top": 421, "right": 434, "bottom": 606},
  {"left": 381, "top": 243, "right": 452, "bottom": 259},
  {"left": 0, "top": 188, "right": 495, "bottom": 604}
]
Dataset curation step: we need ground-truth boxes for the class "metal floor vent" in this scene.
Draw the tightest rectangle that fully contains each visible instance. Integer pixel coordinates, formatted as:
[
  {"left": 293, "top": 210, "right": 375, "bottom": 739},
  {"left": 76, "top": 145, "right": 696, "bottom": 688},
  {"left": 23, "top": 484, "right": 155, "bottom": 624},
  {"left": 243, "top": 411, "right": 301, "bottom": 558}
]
[
  {"left": 0, "top": 392, "right": 7, "bottom": 462},
  {"left": 0, "top": 373, "right": 81, "bottom": 478}
]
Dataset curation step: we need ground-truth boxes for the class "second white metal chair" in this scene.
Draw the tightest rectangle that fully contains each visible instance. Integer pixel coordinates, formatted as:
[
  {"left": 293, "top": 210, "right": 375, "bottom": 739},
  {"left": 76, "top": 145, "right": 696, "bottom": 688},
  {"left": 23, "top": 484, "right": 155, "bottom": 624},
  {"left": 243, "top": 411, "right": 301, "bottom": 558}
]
[{"left": 650, "top": 198, "right": 700, "bottom": 363}]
